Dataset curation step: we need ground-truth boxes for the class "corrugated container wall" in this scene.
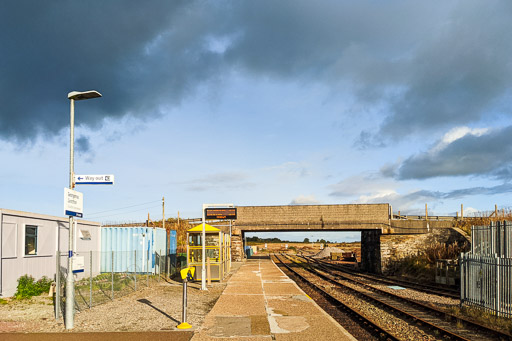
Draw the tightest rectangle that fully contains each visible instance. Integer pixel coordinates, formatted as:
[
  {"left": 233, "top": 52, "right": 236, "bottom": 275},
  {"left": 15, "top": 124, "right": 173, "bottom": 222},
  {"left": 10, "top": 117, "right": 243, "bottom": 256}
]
[
  {"left": 168, "top": 230, "right": 177, "bottom": 254},
  {"left": 101, "top": 227, "right": 169, "bottom": 273}
]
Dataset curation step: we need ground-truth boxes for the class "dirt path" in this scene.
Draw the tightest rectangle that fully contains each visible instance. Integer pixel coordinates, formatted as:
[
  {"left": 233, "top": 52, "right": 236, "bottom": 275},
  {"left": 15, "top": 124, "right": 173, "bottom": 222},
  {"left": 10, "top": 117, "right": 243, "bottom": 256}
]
[{"left": 0, "top": 263, "right": 241, "bottom": 334}]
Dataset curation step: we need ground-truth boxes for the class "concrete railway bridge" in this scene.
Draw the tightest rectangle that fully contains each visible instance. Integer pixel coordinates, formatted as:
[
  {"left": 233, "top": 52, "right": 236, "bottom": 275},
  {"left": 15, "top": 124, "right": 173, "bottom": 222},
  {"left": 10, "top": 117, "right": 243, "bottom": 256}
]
[{"left": 216, "top": 204, "right": 466, "bottom": 274}]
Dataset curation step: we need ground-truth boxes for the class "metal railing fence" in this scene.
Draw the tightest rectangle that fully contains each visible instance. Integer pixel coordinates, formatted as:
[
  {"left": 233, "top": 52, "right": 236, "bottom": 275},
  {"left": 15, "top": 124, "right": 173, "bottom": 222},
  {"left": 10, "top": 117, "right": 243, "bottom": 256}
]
[
  {"left": 460, "top": 253, "right": 512, "bottom": 317},
  {"left": 55, "top": 250, "right": 180, "bottom": 319},
  {"left": 471, "top": 221, "right": 512, "bottom": 257},
  {"left": 460, "top": 221, "right": 512, "bottom": 317}
]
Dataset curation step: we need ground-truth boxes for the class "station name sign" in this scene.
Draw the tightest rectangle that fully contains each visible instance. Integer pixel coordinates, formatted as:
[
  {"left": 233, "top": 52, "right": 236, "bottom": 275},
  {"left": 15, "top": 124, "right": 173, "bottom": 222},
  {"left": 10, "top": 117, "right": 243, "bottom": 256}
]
[
  {"left": 64, "top": 188, "right": 83, "bottom": 218},
  {"left": 205, "top": 208, "right": 237, "bottom": 220}
]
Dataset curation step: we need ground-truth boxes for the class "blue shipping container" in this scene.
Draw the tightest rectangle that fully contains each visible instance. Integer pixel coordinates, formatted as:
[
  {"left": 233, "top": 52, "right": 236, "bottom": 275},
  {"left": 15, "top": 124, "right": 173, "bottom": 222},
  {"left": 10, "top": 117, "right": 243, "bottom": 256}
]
[{"left": 101, "top": 227, "right": 171, "bottom": 273}]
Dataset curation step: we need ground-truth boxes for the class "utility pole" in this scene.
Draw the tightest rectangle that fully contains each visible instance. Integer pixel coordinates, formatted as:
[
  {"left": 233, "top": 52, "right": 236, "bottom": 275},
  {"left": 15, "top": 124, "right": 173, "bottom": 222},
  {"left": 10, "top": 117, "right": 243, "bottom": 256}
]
[{"left": 162, "top": 197, "right": 165, "bottom": 230}]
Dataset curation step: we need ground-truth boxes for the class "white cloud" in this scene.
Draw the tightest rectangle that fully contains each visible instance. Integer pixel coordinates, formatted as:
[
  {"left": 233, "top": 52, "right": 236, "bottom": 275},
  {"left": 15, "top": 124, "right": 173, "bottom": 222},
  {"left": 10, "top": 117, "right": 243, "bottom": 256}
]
[
  {"left": 263, "top": 161, "right": 311, "bottom": 179},
  {"left": 329, "top": 173, "right": 396, "bottom": 197},
  {"left": 431, "top": 126, "right": 489, "bottom": 153},
  {"left": 290, "top": 195, "right": 320, "bottom": 205}
]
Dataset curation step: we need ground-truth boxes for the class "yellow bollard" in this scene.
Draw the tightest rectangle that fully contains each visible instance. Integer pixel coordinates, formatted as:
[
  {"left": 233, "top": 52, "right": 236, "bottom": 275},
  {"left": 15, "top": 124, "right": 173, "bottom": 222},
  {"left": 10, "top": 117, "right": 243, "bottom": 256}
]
[{"left": 177, "top": 267, "right": 195, "bottom": 330}]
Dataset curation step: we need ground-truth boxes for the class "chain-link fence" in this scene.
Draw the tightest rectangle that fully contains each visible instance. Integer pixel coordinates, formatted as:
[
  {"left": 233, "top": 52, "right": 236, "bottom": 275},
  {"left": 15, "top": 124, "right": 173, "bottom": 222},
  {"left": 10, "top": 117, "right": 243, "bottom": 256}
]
[{"left": 55, "top": 250, "right": 182, "bottom": 318}]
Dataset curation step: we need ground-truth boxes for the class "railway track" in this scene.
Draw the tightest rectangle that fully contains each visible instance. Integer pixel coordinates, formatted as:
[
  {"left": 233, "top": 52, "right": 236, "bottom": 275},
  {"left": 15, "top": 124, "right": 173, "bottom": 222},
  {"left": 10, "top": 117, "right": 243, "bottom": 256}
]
[
  {"left": 304, "top": 255, "right": 459, "bottom": 299},
  {"left": 274, "top": 253, "right": 511, "bottom": 341},
  {"left": 271, "top": 253, "right": 400, "bottom": 340}
]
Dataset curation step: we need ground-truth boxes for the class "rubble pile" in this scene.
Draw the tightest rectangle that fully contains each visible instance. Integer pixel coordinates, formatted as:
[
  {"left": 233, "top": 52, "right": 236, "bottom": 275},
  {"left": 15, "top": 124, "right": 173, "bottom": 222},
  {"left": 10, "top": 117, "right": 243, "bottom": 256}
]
[{"left": 312, "top": 246, "right": 344, "bottom": 259}]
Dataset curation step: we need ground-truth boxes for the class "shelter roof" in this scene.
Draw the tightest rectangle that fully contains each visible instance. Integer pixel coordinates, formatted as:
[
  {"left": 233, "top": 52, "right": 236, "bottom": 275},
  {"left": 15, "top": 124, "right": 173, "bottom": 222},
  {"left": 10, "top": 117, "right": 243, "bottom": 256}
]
[{"left": 188, "top": 224, "right": 220, "bottom": 232}]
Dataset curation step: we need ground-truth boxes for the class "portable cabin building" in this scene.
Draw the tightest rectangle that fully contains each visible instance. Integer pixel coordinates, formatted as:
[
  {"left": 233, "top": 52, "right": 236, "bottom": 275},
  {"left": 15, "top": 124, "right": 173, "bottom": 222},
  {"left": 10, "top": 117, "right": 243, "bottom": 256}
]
[
  {"left": 0, "top": 208, "right": 101, "bottom": 297},
  {"left": 100, "top": 226, "right": 169, "bottom": 273}
]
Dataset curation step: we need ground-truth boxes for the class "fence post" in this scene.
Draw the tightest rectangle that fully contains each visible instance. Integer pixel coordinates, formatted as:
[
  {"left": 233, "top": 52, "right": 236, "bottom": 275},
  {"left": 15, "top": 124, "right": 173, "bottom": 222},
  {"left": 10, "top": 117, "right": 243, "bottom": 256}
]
[
  {"left": 55, "top": 251, "right": 61, "bottom": 319},
  {"left": 134, "top": 250, "right": 137, "bottom": 291},
  {"left": 147, "top": 250, "right": 149, "bottom": 287},
  {"left": 111, "top": 251, "right": 114, "bottom": 300},
  {"left": 89, "top": 250, "right": 93, "bottom": 309},
  {"left": 207, "top": 257, "right": 211, "bottom": 286},
  {"left": 159, "top": 249, "right": 161, "bottom": 282},
  {"left": 496, "top": 254, "right": 500, "bottom": 317},
  {"left": 167, "top": 254, "right": 170, "bottom": 279},
  {"left": 459, "top": 252, "right": 464, "bottom": 308}
]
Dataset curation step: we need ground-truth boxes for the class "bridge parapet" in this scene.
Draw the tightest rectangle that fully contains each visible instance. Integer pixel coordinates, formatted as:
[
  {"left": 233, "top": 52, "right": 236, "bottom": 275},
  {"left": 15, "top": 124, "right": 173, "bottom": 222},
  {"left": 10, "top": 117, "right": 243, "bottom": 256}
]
[
  {"left": 388, "top": 219, "right": 455, "bottom": 234},
  {"left": 235, "top": 203, "right": 390, "bottom": 228}
]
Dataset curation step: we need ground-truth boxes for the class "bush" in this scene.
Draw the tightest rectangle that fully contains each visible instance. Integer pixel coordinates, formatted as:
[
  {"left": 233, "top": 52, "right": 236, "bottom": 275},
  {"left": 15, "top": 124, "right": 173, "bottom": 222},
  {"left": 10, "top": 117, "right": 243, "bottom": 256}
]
[
  {"left": 14, "top": 275, "right": 53, "bottom": 299},
  {"left": 385, "top": 242, "right": 468, "bottom": 281}
]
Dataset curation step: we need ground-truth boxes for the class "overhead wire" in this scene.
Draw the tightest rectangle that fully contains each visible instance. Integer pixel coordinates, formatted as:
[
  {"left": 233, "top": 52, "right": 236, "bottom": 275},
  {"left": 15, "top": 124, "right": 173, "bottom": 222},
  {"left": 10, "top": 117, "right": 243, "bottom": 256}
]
[
  {"left": 89, "top": 204, "right": 162, "bottom": 220},
  {"left": 87, "top": 200, "right": 161, "bottom": 217}
]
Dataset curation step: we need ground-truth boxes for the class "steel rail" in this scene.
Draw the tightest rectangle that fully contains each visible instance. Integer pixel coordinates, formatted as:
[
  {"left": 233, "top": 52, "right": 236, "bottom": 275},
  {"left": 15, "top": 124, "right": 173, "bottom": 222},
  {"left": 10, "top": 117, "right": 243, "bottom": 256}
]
[
  {"left": 301, "top": 255, "right": 511, "bottom": 340},
  {"left": 288, "top": 253, "right": 511, "bottom": 341},
  {"left": 272, "top": 253, "right": 400, "bottom": 341},
  {"left": 303, "top": 255, "right": 460, "bottom": 299},
  {"left": 283, "top": 253, "right": 476, "bottom": 341}
]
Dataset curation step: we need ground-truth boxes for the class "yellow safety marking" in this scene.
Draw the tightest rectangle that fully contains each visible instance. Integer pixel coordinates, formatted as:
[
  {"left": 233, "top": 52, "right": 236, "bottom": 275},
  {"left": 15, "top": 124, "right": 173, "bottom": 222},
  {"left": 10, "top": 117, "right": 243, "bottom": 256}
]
[{"left": 177, "top": 322, "right": 192, "bottom": 329}]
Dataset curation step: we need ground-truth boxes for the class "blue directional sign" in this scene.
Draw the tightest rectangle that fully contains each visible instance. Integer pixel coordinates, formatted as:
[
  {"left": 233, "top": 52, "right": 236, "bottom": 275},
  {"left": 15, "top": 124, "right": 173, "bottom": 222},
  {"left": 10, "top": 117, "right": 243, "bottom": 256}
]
[{"left": 74, "top": 174, "right": 114, "bottom": 185}]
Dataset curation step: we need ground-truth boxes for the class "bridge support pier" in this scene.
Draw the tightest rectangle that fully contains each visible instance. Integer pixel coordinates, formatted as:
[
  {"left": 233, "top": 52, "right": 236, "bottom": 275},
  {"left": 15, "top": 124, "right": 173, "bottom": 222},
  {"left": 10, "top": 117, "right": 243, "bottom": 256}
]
[
  {"left": 361, "top": 230, "right": 382, "bottom": 274},
  {"left": 231, "top": 233, "right": 244, "bottom": 262}
]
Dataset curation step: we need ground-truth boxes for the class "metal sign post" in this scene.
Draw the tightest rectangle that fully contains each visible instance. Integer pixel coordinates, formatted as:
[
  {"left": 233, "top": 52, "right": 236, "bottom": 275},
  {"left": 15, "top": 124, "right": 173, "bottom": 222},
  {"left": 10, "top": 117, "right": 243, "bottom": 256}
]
[{"left": 64, "top": 187, "right": 83, "bottom": 330}]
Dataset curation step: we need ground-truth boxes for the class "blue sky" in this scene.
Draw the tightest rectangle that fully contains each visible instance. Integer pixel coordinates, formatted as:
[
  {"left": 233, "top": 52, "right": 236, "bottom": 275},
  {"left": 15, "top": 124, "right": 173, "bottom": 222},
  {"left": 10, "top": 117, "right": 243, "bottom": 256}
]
[{"left": 1, "top": 1, "right": 511, "bottom": 242}]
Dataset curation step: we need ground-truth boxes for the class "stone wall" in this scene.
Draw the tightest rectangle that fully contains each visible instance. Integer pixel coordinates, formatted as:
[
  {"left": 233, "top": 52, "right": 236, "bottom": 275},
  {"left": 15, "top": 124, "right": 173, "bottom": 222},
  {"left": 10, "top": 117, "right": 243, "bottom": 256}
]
[
  {"left": 380, "top": 227, "right": 470, "bottom": 273},
  {"left": 231, "top": 234, "right": 244, "bottom": 262}
]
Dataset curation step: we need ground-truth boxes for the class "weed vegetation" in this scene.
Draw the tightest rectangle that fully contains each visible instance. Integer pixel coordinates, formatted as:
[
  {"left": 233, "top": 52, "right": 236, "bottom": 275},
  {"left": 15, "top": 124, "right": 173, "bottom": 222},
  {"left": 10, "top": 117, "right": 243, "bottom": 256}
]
[
  {"left": 385, "top": 241, "right": 467, "bottom": 282},
  {"left": 14, "top": 275, "right": 52, "bottom": 300},
  {"left": 448, "top": 305, "right": 512, "bottom": 335},
  {"left": 455, "top": 208, "right": 512, "bottom": 235}
]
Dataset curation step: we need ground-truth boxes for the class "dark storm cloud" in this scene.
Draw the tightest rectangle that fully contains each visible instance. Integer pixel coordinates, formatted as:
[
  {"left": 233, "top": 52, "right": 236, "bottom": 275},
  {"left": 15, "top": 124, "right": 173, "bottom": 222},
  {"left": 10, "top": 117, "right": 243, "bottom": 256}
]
[
  {"left": 1, "top": 1, "right": 511, "bottom": 143},
  {"left": 75, "top": 136, "right": 91, "bottom": 155},
  {"left": 0, "top": 0, "right": 207, "bottom": 141},
  {"left": 393, "top": 126, "right": 512, "bottom": 180}
]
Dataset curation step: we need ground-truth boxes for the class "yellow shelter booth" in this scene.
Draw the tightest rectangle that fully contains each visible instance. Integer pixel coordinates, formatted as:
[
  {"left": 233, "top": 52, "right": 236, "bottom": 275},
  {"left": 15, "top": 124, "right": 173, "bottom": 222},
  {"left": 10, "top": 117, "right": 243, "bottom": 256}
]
[{"left": 187, "top": 224, "right": 230, "bottom": 281}]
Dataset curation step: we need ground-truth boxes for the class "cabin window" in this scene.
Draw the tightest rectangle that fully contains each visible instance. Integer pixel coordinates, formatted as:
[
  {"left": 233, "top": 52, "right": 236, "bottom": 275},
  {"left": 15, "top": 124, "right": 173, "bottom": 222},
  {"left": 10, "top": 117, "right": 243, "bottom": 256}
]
[{"left": 25, "top": 225, "right": 38, "bottom": 255}]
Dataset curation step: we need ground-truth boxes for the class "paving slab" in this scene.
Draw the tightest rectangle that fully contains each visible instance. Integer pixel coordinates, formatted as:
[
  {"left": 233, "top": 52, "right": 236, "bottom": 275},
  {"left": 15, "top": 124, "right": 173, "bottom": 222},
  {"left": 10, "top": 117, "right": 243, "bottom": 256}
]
[
  {"left": 223, "top": 283, "right": 264, "bottom": 295},
  {"left": 262, "top": 282, "right": 303, "bottom": 296},
  {"left": 192, "top": 258, "right": 355, "bottom": 340},
  {"left": 208, "top": 294, "right": 266, "bottom": 316}
]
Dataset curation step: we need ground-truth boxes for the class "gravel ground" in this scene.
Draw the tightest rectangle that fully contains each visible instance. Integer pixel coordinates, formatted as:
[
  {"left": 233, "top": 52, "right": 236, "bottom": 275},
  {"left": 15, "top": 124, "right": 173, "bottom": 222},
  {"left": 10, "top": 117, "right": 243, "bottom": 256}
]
[{"left": 0, "top": 263, "right": 241, "bottom": 334}]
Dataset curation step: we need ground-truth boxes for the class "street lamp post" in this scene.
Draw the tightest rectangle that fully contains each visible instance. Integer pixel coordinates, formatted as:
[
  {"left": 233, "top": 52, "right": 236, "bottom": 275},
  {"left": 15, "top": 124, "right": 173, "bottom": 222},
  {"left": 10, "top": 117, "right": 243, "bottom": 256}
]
[{"left": 65, "top": 90, "right": 101, "bottom": 330}]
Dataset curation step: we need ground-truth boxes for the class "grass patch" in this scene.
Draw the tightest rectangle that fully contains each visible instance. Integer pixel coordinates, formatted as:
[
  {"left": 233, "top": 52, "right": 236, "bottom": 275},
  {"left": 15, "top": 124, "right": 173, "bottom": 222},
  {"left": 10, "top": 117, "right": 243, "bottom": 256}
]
[{"left": 448, "top": 305, "right": 512, "bottom": 335}]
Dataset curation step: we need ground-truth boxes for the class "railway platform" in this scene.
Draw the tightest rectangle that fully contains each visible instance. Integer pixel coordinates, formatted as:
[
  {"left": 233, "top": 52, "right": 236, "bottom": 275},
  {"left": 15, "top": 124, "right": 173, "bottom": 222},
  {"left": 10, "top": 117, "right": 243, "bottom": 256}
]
[{"left": 191, "top": 256, "right": 355, "bottom": 340}]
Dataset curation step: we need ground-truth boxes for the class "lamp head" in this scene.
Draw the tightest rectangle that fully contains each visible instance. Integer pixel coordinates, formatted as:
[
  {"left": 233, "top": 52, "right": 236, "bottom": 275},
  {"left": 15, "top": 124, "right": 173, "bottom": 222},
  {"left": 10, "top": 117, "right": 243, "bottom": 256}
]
[{"left": 68, "top": 90, "right": 102, "bottom": 100}]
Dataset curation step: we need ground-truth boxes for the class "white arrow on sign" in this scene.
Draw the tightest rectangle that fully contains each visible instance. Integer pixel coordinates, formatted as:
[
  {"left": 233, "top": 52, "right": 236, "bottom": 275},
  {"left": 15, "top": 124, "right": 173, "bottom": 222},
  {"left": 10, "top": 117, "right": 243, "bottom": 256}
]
[{"left": 74, "top": 174, "right": 114, "bottom": 185}]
